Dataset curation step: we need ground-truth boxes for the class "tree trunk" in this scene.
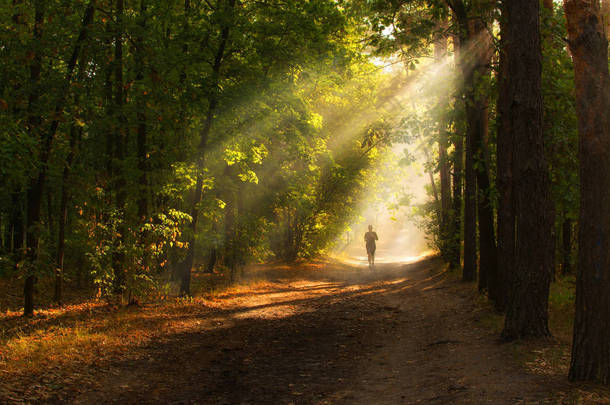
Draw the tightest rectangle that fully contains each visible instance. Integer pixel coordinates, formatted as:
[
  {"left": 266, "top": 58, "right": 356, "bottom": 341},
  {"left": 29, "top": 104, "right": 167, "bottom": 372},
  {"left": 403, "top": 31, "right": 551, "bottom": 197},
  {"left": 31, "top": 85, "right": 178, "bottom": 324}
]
[
  {"left": 470, "top": 19, "right": 498, "bottom": 295},
  {"left": 179, "top": 0, "right": 236, "bottom": 296},
  {"left": 55, "top": 123, "right": 79, "bottom": 305},
  {"left": 427, "top": 164, "right": 442, "bottom": 225},
  {"left": 435, "top": 17, "right": 452, "bottom": 260},
  {"left": 565, "top": 0, "right": 610, "bottom": 384},
  {"left": 449, "top": 2, "right": 477, "bottom": 282},
  {"left": 495, "top": 10, "right": 512, "bottom": 312},
  {"left": 461, "top": 39, "right": 477, "bottom": 283},
  {"left": 450, "top": 129, "right": 464, "bottom": 271},
  {"left": 112, "top": 0, "right": 127, "bottom": 298},
  {"left": 136, "top": 0, "right": 148, "bottom": 220},
  {"left": 501, "top": 0, "right": 554, "bottom": 340},
  {"left": 23, "top": 1, "right": 45, "bottom": 317}
]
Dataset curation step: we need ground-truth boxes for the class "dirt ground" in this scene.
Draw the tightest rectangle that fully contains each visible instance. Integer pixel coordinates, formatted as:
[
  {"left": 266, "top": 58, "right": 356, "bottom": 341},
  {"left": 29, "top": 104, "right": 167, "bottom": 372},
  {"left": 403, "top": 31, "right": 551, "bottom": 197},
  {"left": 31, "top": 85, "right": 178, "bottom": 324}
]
[{"left": 3, "top": 257, "right": 609, "bottom": 404}]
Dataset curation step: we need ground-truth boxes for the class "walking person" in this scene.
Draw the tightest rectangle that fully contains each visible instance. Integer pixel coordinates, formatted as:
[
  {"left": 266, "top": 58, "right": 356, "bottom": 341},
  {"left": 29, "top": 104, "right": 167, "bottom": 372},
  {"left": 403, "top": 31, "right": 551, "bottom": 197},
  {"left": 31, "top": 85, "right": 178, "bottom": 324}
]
[{"left": 364, "top": 225, "right": 378, "bottom": 268}]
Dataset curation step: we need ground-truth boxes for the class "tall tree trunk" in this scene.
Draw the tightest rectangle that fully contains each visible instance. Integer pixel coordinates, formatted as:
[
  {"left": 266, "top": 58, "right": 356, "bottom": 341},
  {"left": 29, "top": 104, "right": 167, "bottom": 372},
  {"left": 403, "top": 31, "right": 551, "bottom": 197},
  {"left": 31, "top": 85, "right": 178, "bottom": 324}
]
[
  {"left": 136, "top": 0, "right": 148, "bottom": 220},
  {"left": 54, "top": 4, "right": 95, "bottom": 304},
  {"left": 55, "top": 124, "right": 79, "bottom": 305},
  {"left": 435, "top": 17, "right": 452, "bottom": 259},
  {"left": 565, "top": 0, "right": 610, "bottom": 384},
  {"left": 24, "top": 1, "right": 45, "bottom": 317},
  {"left": 470, "top": 19, "right": 498, "bottom": 295},
  {"left": 112, "top": 0, "right": 127, "bottom": 298},
  {"left": 495, "top": 10, "right": 512, "bottom": 312},
  {"left": 450, "top": 128, "right": 464, "bottom": 271},
  {"left": 501, "top": 0, "right": 554, "bottom": 340},
  {"left": 179, "top": 0, "right": 236, "bottom": 296},
  {"left": 449, "top": 1, "right": 477, "bottom": 282},
  {"left": 460, "top": 36, "right": 477, "bottom": 283},
  {"left": 427, "top": 163, "right": 442, "bottom": 225}
]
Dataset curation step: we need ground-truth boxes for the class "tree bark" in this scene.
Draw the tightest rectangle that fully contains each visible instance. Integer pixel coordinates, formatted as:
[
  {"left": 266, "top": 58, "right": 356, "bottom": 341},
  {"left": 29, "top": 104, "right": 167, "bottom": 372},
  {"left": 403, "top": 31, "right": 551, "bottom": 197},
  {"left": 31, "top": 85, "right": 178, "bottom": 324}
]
[
  {"left": 501, "top": 0, "right": 554, "bottom": 340},
  {"left": 495, "top": 9, "right": 513, "bottom": 312},
  {"left": 565, "top": 0, "right": 610, "bottom": 384}
]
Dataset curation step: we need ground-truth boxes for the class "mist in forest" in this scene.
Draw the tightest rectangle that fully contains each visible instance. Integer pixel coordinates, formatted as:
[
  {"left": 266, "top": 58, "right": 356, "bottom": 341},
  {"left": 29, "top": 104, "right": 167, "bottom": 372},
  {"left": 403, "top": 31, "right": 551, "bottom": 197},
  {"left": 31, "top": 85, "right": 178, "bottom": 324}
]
[{"left": 334, "top": 142, "right": 433, "bottom": 265}]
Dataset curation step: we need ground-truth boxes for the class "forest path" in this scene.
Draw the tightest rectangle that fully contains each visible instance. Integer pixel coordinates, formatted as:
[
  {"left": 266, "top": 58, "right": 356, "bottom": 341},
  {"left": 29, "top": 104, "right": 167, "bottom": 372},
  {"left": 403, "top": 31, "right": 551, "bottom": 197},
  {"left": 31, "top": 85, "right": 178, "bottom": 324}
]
[{"left": 70, "top": 257, "right": 564, "bottom": 405}]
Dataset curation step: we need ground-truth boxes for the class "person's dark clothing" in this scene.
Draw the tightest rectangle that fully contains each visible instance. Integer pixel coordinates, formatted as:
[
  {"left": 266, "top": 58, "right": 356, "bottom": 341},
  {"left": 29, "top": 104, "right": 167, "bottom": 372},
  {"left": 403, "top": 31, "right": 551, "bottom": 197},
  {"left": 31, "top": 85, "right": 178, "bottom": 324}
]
[{"left": 364, "top": 231, "right": 378, "bottom": 255}]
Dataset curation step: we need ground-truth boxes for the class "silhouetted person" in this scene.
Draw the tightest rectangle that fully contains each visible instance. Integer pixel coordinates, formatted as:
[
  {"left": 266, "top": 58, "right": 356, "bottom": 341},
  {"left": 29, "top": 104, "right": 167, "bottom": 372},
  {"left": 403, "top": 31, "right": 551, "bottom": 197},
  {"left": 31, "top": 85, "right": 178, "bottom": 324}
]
[{"left": 364, "top": 225, "right": 378, "bottom": 268}]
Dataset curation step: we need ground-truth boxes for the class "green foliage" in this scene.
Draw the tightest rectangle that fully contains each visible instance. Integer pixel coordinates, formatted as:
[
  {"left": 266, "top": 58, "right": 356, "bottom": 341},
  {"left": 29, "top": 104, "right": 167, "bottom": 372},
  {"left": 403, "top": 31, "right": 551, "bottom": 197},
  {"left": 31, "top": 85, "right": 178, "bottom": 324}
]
[
  {"left": 0, "top": 0, "right": 401, "bottom": 307},
  {"left": 0, "top": 0, "right": 582, "bottom": 310}
]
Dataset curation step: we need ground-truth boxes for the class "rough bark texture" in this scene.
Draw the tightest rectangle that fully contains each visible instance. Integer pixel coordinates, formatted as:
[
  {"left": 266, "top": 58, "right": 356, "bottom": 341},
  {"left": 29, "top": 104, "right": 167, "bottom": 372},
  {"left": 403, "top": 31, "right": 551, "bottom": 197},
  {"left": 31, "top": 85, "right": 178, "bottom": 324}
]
[
  {"left": 501, "top": 0, "right": 554, "bottom": 340},
  {"left": 565, "top": 0, "right": 610, "bottom": 384},
  {"left": 494, "top": 3, "right": 523, "bottom": 312}
]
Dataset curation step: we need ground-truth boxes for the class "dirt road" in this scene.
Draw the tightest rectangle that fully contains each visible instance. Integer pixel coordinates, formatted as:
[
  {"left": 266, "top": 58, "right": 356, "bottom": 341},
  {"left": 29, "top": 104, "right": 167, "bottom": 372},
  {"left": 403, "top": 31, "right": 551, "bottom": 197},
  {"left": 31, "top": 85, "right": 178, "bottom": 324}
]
[{"left": 59, "top": 257, "right": 575, "bottom": 404}]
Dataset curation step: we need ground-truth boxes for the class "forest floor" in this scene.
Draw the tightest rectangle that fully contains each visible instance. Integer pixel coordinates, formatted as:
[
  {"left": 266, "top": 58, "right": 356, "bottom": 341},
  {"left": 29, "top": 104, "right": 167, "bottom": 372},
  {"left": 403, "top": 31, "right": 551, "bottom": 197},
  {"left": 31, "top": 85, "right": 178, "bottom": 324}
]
[{"left": 1, "top": 257, "right": 609, "bottom": 404}]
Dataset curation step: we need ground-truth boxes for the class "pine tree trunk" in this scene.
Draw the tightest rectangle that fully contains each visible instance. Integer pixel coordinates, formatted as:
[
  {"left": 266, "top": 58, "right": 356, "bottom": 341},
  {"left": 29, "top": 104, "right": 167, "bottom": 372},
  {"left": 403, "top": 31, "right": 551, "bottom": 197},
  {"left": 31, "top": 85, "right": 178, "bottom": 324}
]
[
  {"left": 461, "top": 48, "right": 477, "bottom": 282},
  {"left": 501, "top": 0, "right": 553, "bottom": 340},
  {"left": 565, "top": 0, "right": 610, "bottom": 384},
  {"left": 495, "top": 10, "right": 512, "bottom": 312}
]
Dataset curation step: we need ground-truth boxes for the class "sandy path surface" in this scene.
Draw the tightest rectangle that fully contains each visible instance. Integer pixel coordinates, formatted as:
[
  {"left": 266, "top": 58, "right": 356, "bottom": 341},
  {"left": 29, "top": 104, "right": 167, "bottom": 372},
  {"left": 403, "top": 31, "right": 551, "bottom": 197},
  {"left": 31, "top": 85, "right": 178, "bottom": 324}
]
[{"left": 56, "top": 257, "right": 574, "bottom": 404}]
